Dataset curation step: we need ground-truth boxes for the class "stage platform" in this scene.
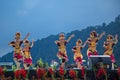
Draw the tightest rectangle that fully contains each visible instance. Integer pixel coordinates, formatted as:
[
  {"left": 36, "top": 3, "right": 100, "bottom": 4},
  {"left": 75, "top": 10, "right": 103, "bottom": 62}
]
[{"left": 1, "top": 69, "right": 119, "bottom": 80}]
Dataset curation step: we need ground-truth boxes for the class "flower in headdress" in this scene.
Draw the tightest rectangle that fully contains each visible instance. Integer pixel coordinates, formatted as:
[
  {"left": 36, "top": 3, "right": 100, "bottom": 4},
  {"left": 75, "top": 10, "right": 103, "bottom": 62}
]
[
  {"left": 59, "top": 33, "right": 64, "bottom": 37},
  {"left": 69, "top": 69, "right": 76, "bottom": 79}
]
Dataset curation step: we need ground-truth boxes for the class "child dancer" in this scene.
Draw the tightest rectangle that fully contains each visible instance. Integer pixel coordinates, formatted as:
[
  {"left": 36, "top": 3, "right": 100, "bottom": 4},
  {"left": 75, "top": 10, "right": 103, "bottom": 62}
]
[
  {"left": 103, "top": 34, "right": 118, "bottom": 69},
  {"left": 55, "top": 33, "right": 74, "bottom": 68},
  {"left": 9, "top": 32, "right": 29, "bottom": 69},
  {"left": 86, "top": 31, "right": 105, "bottom": 58},
  {"left": 72, "top": 39, "right": 87, "bottom": 69},
  {"left": 23, "top": 39, "right": 34, "bottom": 69}
]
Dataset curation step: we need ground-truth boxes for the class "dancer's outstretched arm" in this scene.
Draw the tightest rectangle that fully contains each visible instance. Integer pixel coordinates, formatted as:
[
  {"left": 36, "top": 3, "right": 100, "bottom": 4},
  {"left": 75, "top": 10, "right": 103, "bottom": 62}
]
[
  {"left": 9, "top": 41, "right": 15, "bottom": 46},
  {"left": 23, "top": 33, "right": 30, "bottom": 41},
  {"left": 114, "top": 34, "right": 118, "bottom": 44},
  {"left": 55, "top": 40, "right": 59, "bottom": 44},
  {"left": 82, "top": 40, "right": 88, "bottom": 48},
  {"left": 31, "top": 39, "right": 34, "bottom": 47},
  {"left": 72, "top": 47, "right": 76, "bottom": 52},
  {"left": 67, "top": 34, "right": 74, "bottom": 42},
  {"left": 98, "top": 32, "right": 105, "bottom": 40}
]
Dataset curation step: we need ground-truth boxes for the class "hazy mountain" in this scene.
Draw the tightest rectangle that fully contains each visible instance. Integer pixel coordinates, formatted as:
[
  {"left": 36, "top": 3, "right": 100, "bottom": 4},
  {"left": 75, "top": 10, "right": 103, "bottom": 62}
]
[{"left": 0, "top": 15, "right": 120, "bottom": 66}]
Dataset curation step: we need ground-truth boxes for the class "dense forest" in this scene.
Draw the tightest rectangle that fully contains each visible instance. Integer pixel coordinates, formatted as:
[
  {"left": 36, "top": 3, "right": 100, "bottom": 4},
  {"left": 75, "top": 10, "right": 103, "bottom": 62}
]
[{"left": 0, "top": 15, "right": 120, "bottom": 66}]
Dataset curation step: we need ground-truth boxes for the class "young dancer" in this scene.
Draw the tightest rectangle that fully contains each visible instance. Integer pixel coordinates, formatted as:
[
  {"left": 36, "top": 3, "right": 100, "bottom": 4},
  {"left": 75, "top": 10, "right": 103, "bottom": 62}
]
[
  {"left": 9, "top": 32, "right": 29, "bottom": 69},
  {"left": 103, "top": 34, "right": 118, "bottom": 69},
  {"left": 55, "top": 33, "right": 74, "bottom": 68},
  {"left": 23, "top": 39, "right": 34, "bottom": 69},
  {"left": 86, "top": 31, "right": 105, "bottom": 58},
  {"left": 72, "top": 39, "right": 87, "bottom": 69}
]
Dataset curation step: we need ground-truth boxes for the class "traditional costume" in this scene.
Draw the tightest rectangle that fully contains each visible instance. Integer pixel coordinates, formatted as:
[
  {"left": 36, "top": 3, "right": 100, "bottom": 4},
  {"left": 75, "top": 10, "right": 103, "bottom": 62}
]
[
  {"left": 104, "top": 35, "right": 118, "bottom": 63},
  {"left": 9, "top": 32, "right": 29, "bottom": 69},
  {"left": 23, "top": 40, "right": 34, "bottom": 69},
  {"left": 72, "top": 39, "right": 87, "bottom": 69},
  {"left": 87, "top": 31, "right": 105, "bottom": 58},
  {"left": 55, "top": 33, "right": 74, "bottom": 68}
]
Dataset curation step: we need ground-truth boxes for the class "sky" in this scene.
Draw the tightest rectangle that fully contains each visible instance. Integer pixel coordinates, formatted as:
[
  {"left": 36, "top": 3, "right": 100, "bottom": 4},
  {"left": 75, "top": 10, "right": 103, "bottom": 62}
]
[{"left": 0, "top": 0, "right": 120, "bottom": 57}]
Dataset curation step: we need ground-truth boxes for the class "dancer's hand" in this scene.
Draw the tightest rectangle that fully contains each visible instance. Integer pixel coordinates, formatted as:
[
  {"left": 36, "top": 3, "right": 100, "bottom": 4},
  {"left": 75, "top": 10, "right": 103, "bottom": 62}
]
[
  {"left": 115, "top": 34, "right": 118, "bottom": 39},
  {"left": 31, "top": 39, "right": 34, "bottom": 47},
  {"left": 71, "top": 34, "right": 75, "bottom": 38},
  {"left": 32, "top": 39, "right": 34, "bottom": 43}
]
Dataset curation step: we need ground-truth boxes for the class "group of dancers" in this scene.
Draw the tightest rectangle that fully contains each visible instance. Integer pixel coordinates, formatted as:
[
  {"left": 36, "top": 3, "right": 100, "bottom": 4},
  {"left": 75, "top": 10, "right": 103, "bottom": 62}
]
[
  {"left": 55, "top": 31, "right": 118, "bottom": 69},
  {"left": 9, "top": 31, "right": 118, "bottom": 70},
  {"left": 9, "top": 32, "right": 34, "bottom": 70}
]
